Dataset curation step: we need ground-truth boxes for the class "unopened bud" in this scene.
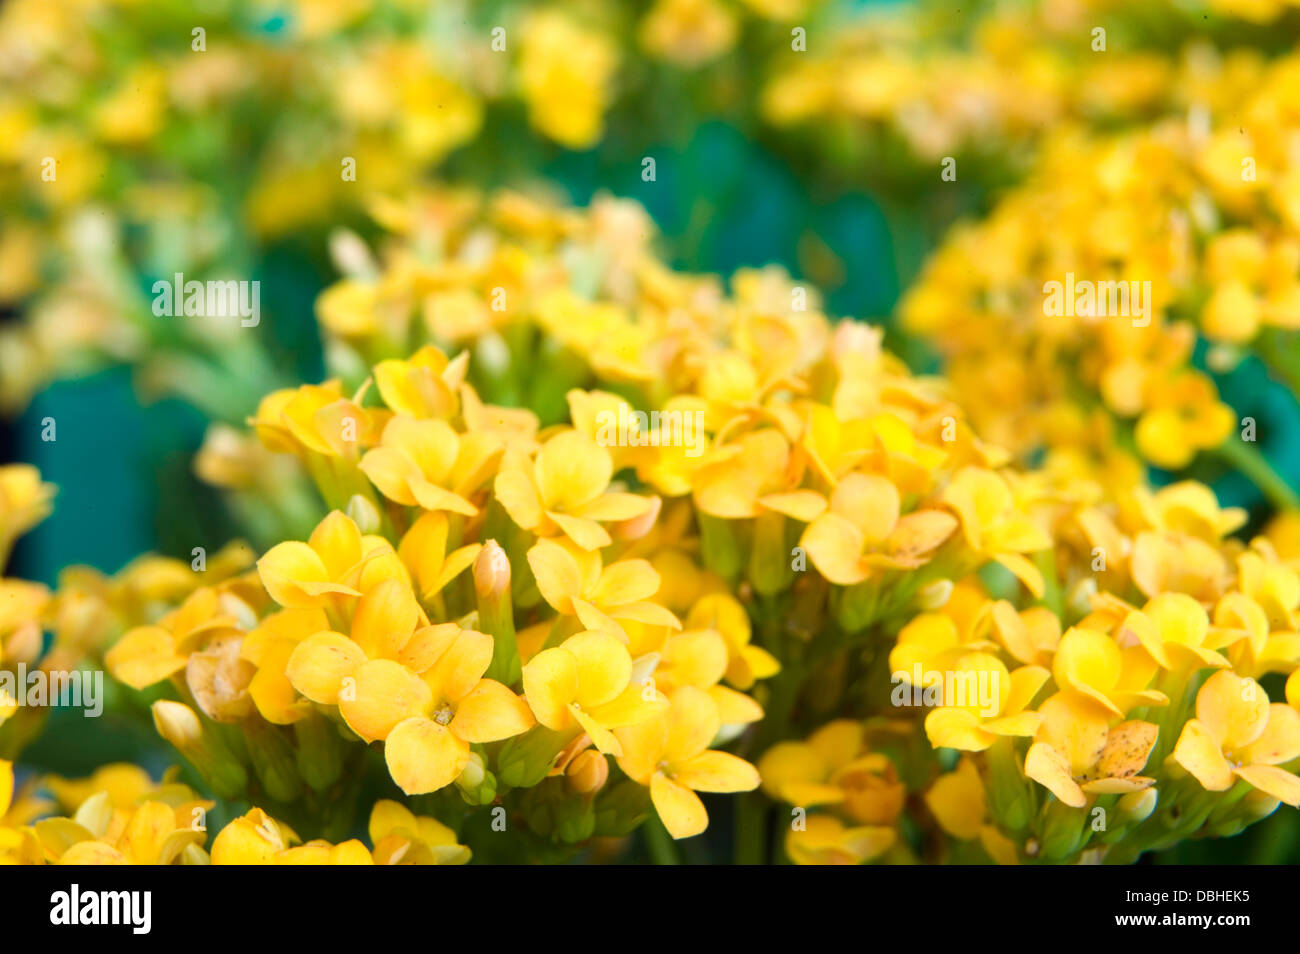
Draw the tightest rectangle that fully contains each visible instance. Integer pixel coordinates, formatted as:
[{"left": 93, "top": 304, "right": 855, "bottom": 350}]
[
  {"left": 152, "top": 700, "right": 247, "bottom": 800},
  {"left": 1118, "top": 787, "right": 1157, "bottom": 824},
  {"left": 565, "top": 750, "right": 609, "bottom": 797},
  {"left": 346, "top": 494, "right": 381, "bottom": 535},
  {"left": 1067, "top": 577, "right": 1098, "bottom": 618},
  {"left": 916, "top": 579, "right": 954, "bottom": 611},
  {"left": 474, "top": 540, "right": 511, "bottom": 599},
  {"left": 153, "top": 699, "right": 203, "bottom": 749},
  {"left": 457, "top": 751, "right": 487, "bottom": 792},
  {"left": 476, "top": 541, "right": 520, "bottom": 686}
]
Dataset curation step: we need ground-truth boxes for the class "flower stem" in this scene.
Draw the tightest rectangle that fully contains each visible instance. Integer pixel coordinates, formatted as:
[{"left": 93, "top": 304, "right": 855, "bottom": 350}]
[
  {"left": 644, "top": 813, "right": 681, "bottom": 865},
  {"left": 1213, "top": 437, "right": 1300, "bottom": 512}
]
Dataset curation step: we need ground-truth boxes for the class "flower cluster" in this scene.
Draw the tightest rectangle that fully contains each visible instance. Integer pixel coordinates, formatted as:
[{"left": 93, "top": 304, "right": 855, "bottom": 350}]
[
  {"left": 760, "top": 0, "right": 1299, "bottom": 177},
  {"left": 0, "top": 759, "right": 471, "bottom": 864},
  {"left": 899, "top": 45, "right": 1300, "bottom": 492}
]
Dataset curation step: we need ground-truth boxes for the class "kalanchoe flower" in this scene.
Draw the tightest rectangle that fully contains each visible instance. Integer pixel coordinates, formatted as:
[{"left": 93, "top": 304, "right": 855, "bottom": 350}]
[
  {"left": 615, "top": 686, "right": 760, "bottom": 839},
  {"left": 1172, "top": 670, "right": 1300, "bottom": 806}
]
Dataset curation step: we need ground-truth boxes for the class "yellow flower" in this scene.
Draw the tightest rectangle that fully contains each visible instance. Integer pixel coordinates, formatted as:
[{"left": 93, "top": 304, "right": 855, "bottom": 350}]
[
  {"left": 692, "top": 429, "right": 824, "bottom": 523},
  {"left": 34, "top": 779, "right": 212, "bottom": 865},
  {"left": 372, "top": 346, "right": 468, "bottom": 420},
  {"left": 527, "top": 536, "right": 680, "bottom": 639},
  {"left": 270, "top": 839, "right": 375, "bottom": 865},
  {"left": 0, "top": 464, "right": 55, "bottom": 561},
  {"left": 250, "top": 381, "right": 375, "bottom": 461},
  {"left": 1172, "top": 670, "right": 1300, "bottom": 805},
  {"left": 523, "top": 630, "right": 666, "bottom": 756},
  {"left": 368, "top": 799, "right": 471, "bottom": 865},
  {"left": 105, "top": 587, "right": 244, "bottom": 693},
  {"left": 285, "top": 580, "right": 534, "bottom": 794},
  {"left": 941, "top": 467, "right": 1051, "bottom": 596},
  {"left": 238, "top": 607, "right": 330, "bottom": 725},
  {"left": 924, "top": 757, "right": 1019, "bottom": 864},
  {"left": 496, "top": 430, "right": 655, "bottom": 551},
  {"left": 1025, "top": 694, "right": 1158, "bottom": 807},
  {"left": 212, "top": 800, "right": 471, "bottom": 865},
  {"left": 639, "top": 0, "right": 737, "bottom": 68},
  {"left": 1124, "top": 594, "right": 1233, "bottom": 675},
  {"left": 683, "top": 593, "right": 779, "bottom": 690},
  {"left": 0, "top": 579, "right": 47, "bottom": 667},
  {"left": 359, "top": 415, "right": 492, "bottom": 516},
  {"left": 986, "top": 601, "right": 1062, "bottom": 667},
  {"left": 1052, "top": 625, "right": 1167, "bottom": 717},
  {"left": 1137, "top": 482, "right": 1247, "bottom": 542},
  {"left": 801, "top": 472, "right": 957, "bottom": 585},
  {"left": 615, "top": 686, "right": 759, "bottom": 839},
  {"left": 256, "top": 510, "right": 375, "bottom": 611},
  {"left": 923, "top": 654, "right": 1048, "bottom": 751},
  {"left": 397, "top": 511, "right": 482, "bottom": 603},
  {"left": 1129, "top": 530, "right": 1228, "bottom": 603},
  {"left": 758, "top": 720, "right": 904, "bottom": 825},
  {"left": 210, "top": 808, "right": 299, "bottom": 864},
  {"left": 518, "top": 12, "right": 618, "bottom": 150},
  {"left": 784, "top": 815, "right": 896, "bottom": 865},
  {"left": 1133, "top": 371, "right": 1235, "bottom": 470},
  {"left": 0, "top": 759, "right": 43, "bottom": 864},
  {"left": 1236, "top": 544, "right": 1300, "bottom": 631},
  {"left": 650, "top": 625, "right": 763, "bottom": 729},
  {"left": 888, "top": 611, "right": 997, "bottom": 688},
  {"left": 93, "top": 65, "right": 166, "bottom": 145}
]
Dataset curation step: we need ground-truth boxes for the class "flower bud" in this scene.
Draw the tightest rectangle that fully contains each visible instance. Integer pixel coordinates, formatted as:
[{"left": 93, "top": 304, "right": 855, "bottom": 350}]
[
  {"left": 152, "top": 700, "right": 247, "bottom": 800},
  {"left": 475, "top": 540, "right": 520, "bottom": 686},
  {"left": 1037, "top": 796, "right": 1087, "bottom": 861},
  {"left": 565, "top": 749, "right": 609, "bottom": 797},
  {"left": 916, "top": 579, "right": 954, "bottom": 611},
  {"left": 1118, "top": 787, "right": 1158, "bottom": 824},
  {"left": 455, "top": 751, "right": 498, "bottom": 805},
  {"left": 497, "top": 726, "right": 571, "bottom": 789},
  {"left": 346, "top": 494, "right": 381, "bottom": 534}
]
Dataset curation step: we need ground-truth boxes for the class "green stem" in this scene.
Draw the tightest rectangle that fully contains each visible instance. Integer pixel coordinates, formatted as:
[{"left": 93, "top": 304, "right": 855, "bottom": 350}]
[
  {"left": 1213, "top": 437, "right": 1300, "bottom": 512},
  {"left": 733, "top": 791, "right": 769, "bottom": 865},
  {"left": 644, "top": 813, "right": 681, "bottom": 865}
]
